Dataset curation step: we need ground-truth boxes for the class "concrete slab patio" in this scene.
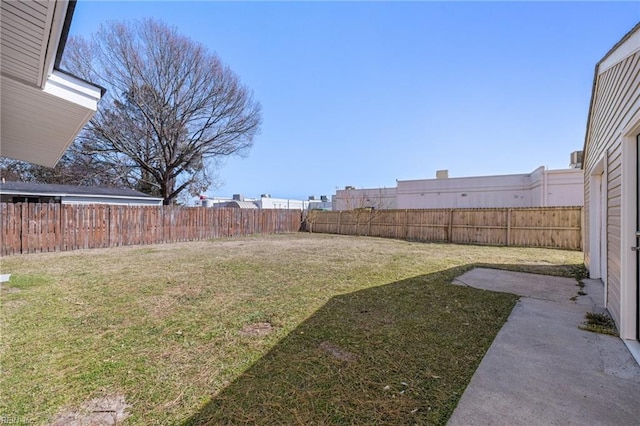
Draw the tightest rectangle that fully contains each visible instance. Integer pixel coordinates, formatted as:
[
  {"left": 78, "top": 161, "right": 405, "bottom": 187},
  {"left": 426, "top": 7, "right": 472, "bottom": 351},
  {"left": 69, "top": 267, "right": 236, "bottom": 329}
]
[{"left": 448, "top": 268, "right": 640, "bottom": 426}]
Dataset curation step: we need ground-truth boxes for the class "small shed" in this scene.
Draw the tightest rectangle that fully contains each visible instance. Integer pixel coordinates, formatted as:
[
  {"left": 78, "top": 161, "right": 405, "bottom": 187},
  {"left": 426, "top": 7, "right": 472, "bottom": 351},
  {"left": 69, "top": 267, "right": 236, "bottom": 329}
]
[{"left": 0, "top": 182, "right": 163, "bottom": 206}]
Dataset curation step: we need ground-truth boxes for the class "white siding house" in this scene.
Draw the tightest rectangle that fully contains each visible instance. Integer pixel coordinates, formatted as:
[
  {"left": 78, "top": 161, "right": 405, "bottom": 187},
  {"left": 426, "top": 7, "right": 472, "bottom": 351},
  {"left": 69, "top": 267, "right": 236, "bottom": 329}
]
[
  {"left": 583, "top": 22, "right": 640, "bottom": 362},
  {"left": 1, "top": 1, "right": 103, "bottom": 167},
  {"left": 0, "top": 182, "right": 163, "bottom": 206}
]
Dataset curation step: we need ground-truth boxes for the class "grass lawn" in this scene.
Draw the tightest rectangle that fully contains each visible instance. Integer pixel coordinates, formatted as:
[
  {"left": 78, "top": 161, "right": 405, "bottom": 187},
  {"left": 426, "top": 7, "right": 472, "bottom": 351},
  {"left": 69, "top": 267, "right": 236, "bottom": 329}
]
[{"left": 0, "top": 233, "right": 583, "bottom": 424}]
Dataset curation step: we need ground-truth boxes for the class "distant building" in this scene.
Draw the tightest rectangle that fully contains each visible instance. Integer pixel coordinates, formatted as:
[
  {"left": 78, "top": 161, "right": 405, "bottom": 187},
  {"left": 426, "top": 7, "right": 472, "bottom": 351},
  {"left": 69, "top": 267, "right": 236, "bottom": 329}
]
[
  {"left": 255, "top": 195, "right": 308, "bottom": 210},
  {"left": 308, "top": 195, "right": 332, "bottom": 211},
  {"left": 0, "top": 182, "right": 163, "bottom": 206},
  {"left": 200, "top": 193, "right": 332, "bottom": 210},
  {"left": 396, "top": 166, "right": 583, "bottom": 209},
  {"left": 215, "top": 200, "right": 259, "bottom": 209},
  {"left": 333, "top": 163, "right": 583, "bottom": 211}
]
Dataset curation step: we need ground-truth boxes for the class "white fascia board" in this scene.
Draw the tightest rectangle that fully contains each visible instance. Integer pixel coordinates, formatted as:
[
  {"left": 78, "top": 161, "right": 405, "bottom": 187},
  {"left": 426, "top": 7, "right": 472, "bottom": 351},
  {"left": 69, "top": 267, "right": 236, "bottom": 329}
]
[
  {"left": 0, "top": 190, "right": 68, "bottom": 197},
  {"left": 73, "top": 195, "right": 164, "bottom": 203},
  {"left": 0, "top": 190, "right": 163, "bottom": 203},
  {"left": 598, "top": 28, "right": 640, "bottom": 75},
  {"left": 44, "top": 71, "right": 102, "bottom": 111},
  {"left": 39, "top": 0, "right": 69, "bottom": 87},
  {"left": 61, "top": 196, "right": 164, "bottom": 205}
]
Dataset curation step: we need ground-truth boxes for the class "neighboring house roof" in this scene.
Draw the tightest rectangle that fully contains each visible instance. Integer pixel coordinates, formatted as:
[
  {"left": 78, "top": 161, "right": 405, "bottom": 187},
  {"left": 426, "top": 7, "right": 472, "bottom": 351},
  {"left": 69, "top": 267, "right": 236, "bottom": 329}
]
[
  {"left": 0, "top": 0, "right": 104, "bottom": 167},
  {"left": 582, "top": 21, "right": 640, "bottom": 164},
  {"left": 0, "top": 181, "right": 161, "bottom": 201}
]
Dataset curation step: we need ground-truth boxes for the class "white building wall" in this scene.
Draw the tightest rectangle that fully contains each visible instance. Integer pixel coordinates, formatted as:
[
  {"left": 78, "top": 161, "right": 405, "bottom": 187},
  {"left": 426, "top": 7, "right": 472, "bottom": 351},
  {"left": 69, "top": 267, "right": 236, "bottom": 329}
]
[
  {"left": 396, "top": 173, "right": 533, "bottom": 209},
  {"left": 333, "top": 168, "right": 583, "bottom": 211},
  {"left": 256, "top": 197, "right": 309, "bottom": 210},
  {"left": 529, "top": 166, "right": 546, "bottom": 206},
  {"left": 543, "top": 169, "right": 584, "bottom": 207}
]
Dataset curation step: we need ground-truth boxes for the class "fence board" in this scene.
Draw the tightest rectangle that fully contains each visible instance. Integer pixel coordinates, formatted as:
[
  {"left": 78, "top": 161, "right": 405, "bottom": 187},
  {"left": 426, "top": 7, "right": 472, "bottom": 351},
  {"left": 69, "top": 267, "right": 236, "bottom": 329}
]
[
  {"left": 1, "top": 204, "right": 302, "bottom": 256},
  {"left": 306, "top": 207, "right": 582, "bottom": 250}
]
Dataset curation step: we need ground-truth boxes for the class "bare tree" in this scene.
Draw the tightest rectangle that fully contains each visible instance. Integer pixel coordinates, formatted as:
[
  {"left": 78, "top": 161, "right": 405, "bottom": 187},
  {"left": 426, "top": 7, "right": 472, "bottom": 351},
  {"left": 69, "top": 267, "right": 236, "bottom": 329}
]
[
  {"left": 0, "top": 147, "right": 117, "bottom": 186},
  {"left": 334, "top": 186, "right": 394, "bottom": 211},
  {"left": 62, "top": 19, "right": 262, "bottom": 204},
  {"left": 0, "top": 158, "right": 31, "bottom": 182}
]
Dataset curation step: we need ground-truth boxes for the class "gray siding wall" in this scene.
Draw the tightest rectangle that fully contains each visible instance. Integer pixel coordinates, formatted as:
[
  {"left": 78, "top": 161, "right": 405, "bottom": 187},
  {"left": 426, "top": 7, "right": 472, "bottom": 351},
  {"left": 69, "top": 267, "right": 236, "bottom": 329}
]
[
  {"left": 607, "top": 143, "right": 622, "bottom": 323},
  {"left": 584, "top": 51, "right": 640, "bottom": 327}
]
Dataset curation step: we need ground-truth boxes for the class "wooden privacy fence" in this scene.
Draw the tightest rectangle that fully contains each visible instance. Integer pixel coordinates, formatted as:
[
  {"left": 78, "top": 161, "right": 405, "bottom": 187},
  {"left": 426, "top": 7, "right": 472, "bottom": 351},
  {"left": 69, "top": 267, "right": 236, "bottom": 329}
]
[
  {"left": 1, "top": 203, "right": 302, "bottom": 256},
  {"left": 305, "top": 207, "right": 583, "bottom": 250}
]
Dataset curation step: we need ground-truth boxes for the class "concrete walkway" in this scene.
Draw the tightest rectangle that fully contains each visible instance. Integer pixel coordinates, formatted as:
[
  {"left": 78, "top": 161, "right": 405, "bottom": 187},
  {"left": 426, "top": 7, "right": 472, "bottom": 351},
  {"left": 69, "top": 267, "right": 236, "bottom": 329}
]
[{"left": 448, "top": 268, "right": 640, "bottom": 426}]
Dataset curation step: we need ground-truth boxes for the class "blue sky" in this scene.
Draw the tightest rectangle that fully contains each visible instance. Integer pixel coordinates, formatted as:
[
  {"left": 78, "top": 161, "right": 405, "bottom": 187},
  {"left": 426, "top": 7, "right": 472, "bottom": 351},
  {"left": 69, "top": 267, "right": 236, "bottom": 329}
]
[{"left": 69, "top": 1, "right": 640, "bottom": 201}]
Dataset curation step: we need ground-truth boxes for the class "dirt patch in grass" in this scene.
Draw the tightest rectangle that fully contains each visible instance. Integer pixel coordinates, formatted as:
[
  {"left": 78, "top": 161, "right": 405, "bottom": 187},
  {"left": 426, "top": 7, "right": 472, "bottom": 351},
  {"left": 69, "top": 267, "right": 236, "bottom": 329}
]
[
  {"left": 146, "top": 285, "right": 206, "bottom": 320},
  {"left": 239, "top": 322, "right": 274, "bottom": 337},
  {"left": 319, "top": 341, "right": 359, "bottom": 362},
  {"left": 50, "top": 395, "right": 130, "bottom": 425},
  {"left": 0, "top": 233, "right": 583, "bottom": 424},
  {"left": 2, "top": 299, "right": 27, "bottom": 309},
  {"left": 0, "top": 283, "right": 20, "bottom": 294}
]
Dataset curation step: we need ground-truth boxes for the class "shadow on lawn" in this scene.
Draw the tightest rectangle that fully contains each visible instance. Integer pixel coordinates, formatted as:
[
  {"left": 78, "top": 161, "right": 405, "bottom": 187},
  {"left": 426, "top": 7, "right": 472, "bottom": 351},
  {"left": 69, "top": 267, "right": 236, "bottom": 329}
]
[{"left": 183, "top": 263, "right": 581, "bottom": 426}]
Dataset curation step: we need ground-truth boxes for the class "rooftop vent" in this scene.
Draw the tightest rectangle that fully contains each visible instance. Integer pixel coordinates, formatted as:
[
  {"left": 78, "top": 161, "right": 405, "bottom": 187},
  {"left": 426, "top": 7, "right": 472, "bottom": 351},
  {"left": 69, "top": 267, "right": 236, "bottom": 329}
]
[{"left": 436, "top": 170, "right": 449, "bottom": 179}]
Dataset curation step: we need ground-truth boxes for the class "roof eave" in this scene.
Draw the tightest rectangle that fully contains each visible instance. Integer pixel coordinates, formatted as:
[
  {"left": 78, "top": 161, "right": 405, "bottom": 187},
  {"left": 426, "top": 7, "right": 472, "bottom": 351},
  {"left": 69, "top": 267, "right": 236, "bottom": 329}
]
[
  {"left": 582, "top": 22, "right": 640, "bottom": 168},
  {"left": 0, "top": 0, "right": 105, "bottom": 168},
  {"left": 1, "top": 72, "right": 103, "bottom": 168},
  {"left": 0, "top": 189, "right": 163, "bottom": 202}
]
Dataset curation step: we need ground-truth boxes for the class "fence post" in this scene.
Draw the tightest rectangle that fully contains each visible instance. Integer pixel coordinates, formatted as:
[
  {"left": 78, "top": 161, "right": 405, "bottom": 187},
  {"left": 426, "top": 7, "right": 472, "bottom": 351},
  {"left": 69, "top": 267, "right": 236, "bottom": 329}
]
[
  {"left": 404, "top": 209, "right": 409, "bottom": 240},
  {"left": 58, "top": 203, "right": 64, "bottom": 252},
  {"left": 506, "top": 208, "right": 512, "bottom": 246},
  {"left": 393, "top": 210, "right": 398, "bottom": 239},
  {"left": 18, "top": 203, "right": 25, "bottom": 254},
  {"left": 20, "top": 202, "right": 28, "bottom": 254},
  {"left": 106, "top": 205, "right": 111, "bottom": 248},
  {"left": 447, "top": 209, "right": 453, "bottom": 243},
  {"left": 338, "top": 211, "right": 342, "bottom": 235}
]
